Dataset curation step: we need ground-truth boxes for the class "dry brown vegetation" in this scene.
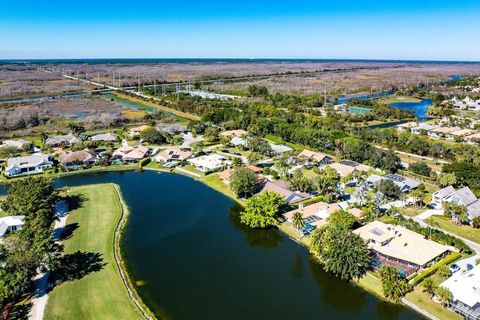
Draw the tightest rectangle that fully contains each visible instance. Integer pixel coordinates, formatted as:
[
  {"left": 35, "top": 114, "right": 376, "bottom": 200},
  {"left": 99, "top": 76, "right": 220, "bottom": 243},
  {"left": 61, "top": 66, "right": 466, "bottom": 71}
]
[{"left": 0, "top": 65, "right": 92, "bottom": 98}]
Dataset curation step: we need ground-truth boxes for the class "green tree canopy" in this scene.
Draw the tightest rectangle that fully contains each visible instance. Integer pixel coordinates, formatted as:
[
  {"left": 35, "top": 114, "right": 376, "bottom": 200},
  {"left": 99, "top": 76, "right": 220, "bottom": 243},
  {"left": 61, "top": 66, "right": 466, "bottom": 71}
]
[
  {"left": 230, "top": 167, "right": 259, "bottom": 198},
  {"left": 240, "top": 191, "right": 285, "bottom": 228},
  {"left": 379, "top": 266, "right": 412, "bottom": 302}
]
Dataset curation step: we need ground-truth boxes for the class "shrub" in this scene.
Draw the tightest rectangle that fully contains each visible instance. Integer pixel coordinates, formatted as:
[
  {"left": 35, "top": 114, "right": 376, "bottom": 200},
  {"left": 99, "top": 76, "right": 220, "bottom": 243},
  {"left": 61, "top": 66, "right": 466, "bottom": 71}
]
[
  {"left": 473, "top": 217, "right": 480, "bottom": 229},
  {"left": 410, "top": 252, "right": 461, "bottom": 285},
  {"left": 139, "top": 158, "right": 151, "bottom": 167}
]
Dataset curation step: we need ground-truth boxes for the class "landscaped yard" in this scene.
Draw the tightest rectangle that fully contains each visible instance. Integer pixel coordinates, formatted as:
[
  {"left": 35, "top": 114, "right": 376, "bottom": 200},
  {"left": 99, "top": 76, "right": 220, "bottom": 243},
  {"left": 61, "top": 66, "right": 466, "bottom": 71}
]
[
  {"left": 44, "top": 184, "right": 144, "bottom": 320},
  {"left": 431, "top": 216, "right": 480, "bottom": 244}
]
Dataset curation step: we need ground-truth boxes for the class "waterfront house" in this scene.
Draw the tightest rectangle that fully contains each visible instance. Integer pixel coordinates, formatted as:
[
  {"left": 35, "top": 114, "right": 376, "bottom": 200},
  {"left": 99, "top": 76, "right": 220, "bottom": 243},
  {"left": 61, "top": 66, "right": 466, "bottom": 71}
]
[
  {"left": 396, "top": 122, "right": 418, "bottom": 132},
  {"left": 128, "top": 125, "right": 150, "bottom": 138},
  {"left": 59, "top": 149, "right": 98, "bottom": 169},
  {"left": 259, "top": 180, "right": 310, "bottom": 205},
  {"left": 284, "top": 202, "right": 342, "bottom": 229},
  {"left": 0, "top": 215, "right": 25, "bottom": 238},
  {"left": 297, "top": 149, "right": 333, "bottom": 166},
  {"left": 4, "top": 153, "right": 53, "bottom": 177},
  {"left": 187, "top": 154, "right": 231, "bottom": 172},
  {"left": 354, "top": 221, "right": 449, "bottom": 275},
  {"left": 91, "top": 132, "right": 118, "bottom": 142},
  {"left": 218, "top": 165, "right": 263, "bottom": 184},
  {"left": 441, "top": 263, "right": 480, "bottom": 318},
  {"left": 410, "top": 124, "right": 438, "bottom": 135},
  {"left": 366, "top": 173, "right": 420, "bottom": 192},
  {"left": 45, "top": 134, "right": 80, "bottom": 147},
  {"left": 112, "top": 145, "right": 149, "bottom": 163},
  {"left": 154, "top": 147, "right": 192, "bottom": 163}
]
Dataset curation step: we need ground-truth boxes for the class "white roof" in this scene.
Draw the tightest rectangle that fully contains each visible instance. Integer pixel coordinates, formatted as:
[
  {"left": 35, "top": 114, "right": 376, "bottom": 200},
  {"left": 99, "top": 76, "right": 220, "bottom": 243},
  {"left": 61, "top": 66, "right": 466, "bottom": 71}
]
[
  {"left": 6, "top": 153, "right": 51, "bottom": 171},
  {"left": 1, "top": 139, "right": 29, "bottom": 149},
  {"left": 442, "top": 262, "right": 480, "bottom": 308},
  {"left": 91, "top": 132, "right": 117, "bottom": 141},
  {"left": 0, "top": 215, "right": 25, "bottom": 237},
  {"left": 269, "top": 143, "right": 292, "bottom": 154},
  {"left": 188, "top": 154, "right": 229, "bottom": 170}
]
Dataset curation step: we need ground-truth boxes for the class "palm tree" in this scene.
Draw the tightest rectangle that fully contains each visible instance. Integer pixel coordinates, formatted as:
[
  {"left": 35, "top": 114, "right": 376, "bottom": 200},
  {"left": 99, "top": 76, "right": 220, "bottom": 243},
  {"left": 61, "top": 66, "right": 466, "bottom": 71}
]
[
  {"left": 436, "top": 286, "right": 453, "bottom": 308},
  {"left": 423, "top": 278, "right": 437, "bottom": 299},
  {"left": 399, "top": 193, "right": 408, "bottom": 208},
  {"left": 292, "top": 211, "right": 305, "bottom": 239}
]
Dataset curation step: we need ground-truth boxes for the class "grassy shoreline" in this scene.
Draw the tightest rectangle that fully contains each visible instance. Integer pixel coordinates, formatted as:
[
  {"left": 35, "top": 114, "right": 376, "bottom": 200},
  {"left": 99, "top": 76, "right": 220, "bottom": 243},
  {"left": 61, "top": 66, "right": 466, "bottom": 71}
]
[{"left": 44, "top": 184, "right": 152, "bottom": 320}]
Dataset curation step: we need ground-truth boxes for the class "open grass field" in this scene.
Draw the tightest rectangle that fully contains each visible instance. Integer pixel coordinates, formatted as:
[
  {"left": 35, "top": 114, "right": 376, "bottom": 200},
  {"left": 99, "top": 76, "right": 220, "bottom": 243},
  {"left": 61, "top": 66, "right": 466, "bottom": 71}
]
[
  {"left": 44, "top": 184, "right": 144, "bottom": 320},
  {"left": 377, "top": 95, "right": 422, "bottom": 104},
  {"left": 431, "top": 216, "right": 480, "bottom": 244}
]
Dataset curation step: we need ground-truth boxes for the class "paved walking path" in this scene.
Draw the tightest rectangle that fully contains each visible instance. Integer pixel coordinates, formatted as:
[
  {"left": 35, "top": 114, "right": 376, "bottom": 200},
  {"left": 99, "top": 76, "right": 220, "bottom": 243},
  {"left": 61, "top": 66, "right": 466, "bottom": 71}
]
[{"left": 29, "top": 201, "right": 69, "bottom": 320}]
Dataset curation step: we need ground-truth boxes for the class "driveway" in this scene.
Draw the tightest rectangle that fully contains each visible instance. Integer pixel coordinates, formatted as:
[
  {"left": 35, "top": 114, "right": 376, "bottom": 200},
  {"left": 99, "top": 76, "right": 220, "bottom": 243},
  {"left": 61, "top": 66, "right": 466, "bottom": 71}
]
[{"left": 416, "top": 209, "right": 444, "bottom": 220}]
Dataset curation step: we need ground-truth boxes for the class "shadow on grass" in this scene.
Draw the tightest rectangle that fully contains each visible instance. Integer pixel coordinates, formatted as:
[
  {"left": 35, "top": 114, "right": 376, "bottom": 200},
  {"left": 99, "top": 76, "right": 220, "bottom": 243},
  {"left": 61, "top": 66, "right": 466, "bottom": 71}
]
[
  {"left": 64, "top": 194, "right": 86, "bottom": 211},
  {"left": 50, "top": 251, "right": 106, "bottom": 288},
  {"left": 58, "top": 223, "right": 79, "bottom": 241}
]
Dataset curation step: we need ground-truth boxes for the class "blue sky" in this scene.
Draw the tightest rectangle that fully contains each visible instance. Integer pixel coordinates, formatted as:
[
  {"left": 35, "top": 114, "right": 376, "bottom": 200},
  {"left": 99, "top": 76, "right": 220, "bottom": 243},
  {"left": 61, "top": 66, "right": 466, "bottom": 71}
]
[{"left": 1, "top": 0, "right": 480, "bottom": 60}]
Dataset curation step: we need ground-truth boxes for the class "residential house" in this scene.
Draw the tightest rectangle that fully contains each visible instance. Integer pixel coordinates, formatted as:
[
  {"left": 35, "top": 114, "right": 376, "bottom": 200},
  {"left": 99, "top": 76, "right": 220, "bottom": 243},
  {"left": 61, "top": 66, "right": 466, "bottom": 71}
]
[
  {"left": 154, "top": 147, "right": 192, "bottom": 163},
  {"left": 91, "top": 132, "right": 118, "bottom": 142},
  {"left": 442, "top": 186, "right": 480, "bottom": 221},
  {"left": 259, "top": 180, "right": 310, "bottom": 205},
  {"left": 428, "top": 126, "right": 461, "bottom": 139},
  {"left": 229, "top": 136, "right": 248, "bottom": 148},
  {"left": 218, "top": 165, "right": 262, "bottom": 184},
  {"left": 157, "top": 123, "right": 188, "bottom": 135},
  {"left": 410, "top": 124, "right": 438, "bottom": 135},
  {"left": 464, "top": 132, "right": 480, "bottom": 145},
  {"left": 4, "top": 153, "right": 53, "bottom": 177},
  {"left": 354, "top": 221, "right": 449, "bottom": 275},
  {"left": 59, "top": 149, "right": 98, "bottom": 169},
  {"left": 396, "top": 122, "right": 418, "bottom": 132},
  {"left": 187, "top": 154, "right": 231, "bottom": 172},
  {"left": 0, "top": 215, "right": 25, "bottom": 238},
  {"left": 0, "top": 139, "right": 30, "bottom": 150},
  {"left": 431, "top": 185, "right": 456, "bottom": 204},
  {"left": 366, "top": 173, "right": 420, "bottom": 192},
  {"left": 45, "top": 134, "right": 80, "bottom": 147},
  {"left": 328, "top": 160, "right": 370, "bottom": 177},
  {"left": 129, "top": 125, "right": 150, "bottom": 138},
  {"left": 112, "top": 145, "right": 149, "bottom": 163},
  {"left": 283, "top": 201, "right": 361, "bottom": 230},
  {"left": 269, "top": 144, "right": 292, "bottom": 156},
  {"left": 446, "top": 128, "right": 475, "bottom": 141},
  {"left": 441, "top": 262, "right": 480, "bottom": 318},
  {"left": 297, "top": 149, "right": 333, "bottom": 166},
  {"left": 219, "top": 129, "right": 247, "bottom": 139}
]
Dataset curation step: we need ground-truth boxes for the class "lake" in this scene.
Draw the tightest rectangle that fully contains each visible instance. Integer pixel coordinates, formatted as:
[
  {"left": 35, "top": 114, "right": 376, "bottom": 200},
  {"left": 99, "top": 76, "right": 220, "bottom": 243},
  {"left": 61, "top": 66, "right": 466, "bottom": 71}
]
[
  {"left": 388, "top": 99, "right": 432, "bottom": 120},
  {"left": 2, "top": 171, "right": 424, "bottom": 319}
]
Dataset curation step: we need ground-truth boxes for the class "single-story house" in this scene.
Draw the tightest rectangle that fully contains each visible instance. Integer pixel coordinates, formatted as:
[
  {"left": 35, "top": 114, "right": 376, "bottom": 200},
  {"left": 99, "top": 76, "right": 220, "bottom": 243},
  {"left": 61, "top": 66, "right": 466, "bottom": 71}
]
[
  {"left": 354, "top": 221, "right": 449, "bottom": 274},
  {"left": 269, "top": 143, "right": 292, "bottom": 156},
  {"left": 328, "top": 161, "right": 370, "bottom": 177},
  {"left": 259, "top": 180, "right": 310, "bottom": 205},
  {"left": 45, "top": 134, "right": 80, "bottom": 147},
  {"left": 441, "top": 262, "right": 480, "bottom": 318},
  {"left": 283, "top": 201, "right": 343, "bottom": 228},
  {"left": 220, "top": 129, "right": 247, "bottom": 138},
  {"left": 112, "top": 145, "right": 149, "bottom": 162},
  {"left": 0, "top": 139, "right": 30, "bottom": 150},
  {"left": 464, "top": 132, "right": 480, "bottom": 144},
  {"left": 91, "top": 132, "right": 118, "bottom": 142},
  {"left": 366, "top": 173, "right": 420, "bottom": 192},
  {"left": 129, "top": 125, "right": 150, "bottom": 137},
  {"left": 410, "top": 124, "right": 438, "bottom": 135},
  {"left": 297, "top": 149, "right": 333, "bottom": 166},
  {"left": 396, "top": 122, "right": 418, "bottom": 132},
  {"left": 447, "top": 128, "right": 476, "bottom": 141},
  {"left": 157, "top": 123, "right": 188, "bottom": 135},
  {"left": 428, "top": 126, "right": 461, "bottom": 139},
  {"left": 0, "top": 215, "right": 25, "bottom": 238},
  {"left": 229, "top": 136, "right": 248, "bottom": 147},
  {"left": 5, "top": 153, "right": 53, "bottom": 177},
  {"left": 59, "top": 149, "right": 98, "bottom": 168},
  {"left": 187, "top": 154, "right": 231, "bottom": 172},
  {"left": 154, "top": 147, "right": 192, "bottom": 163},
  {"left": 218, "top": 165, "right": 263, "bottom": 184}
]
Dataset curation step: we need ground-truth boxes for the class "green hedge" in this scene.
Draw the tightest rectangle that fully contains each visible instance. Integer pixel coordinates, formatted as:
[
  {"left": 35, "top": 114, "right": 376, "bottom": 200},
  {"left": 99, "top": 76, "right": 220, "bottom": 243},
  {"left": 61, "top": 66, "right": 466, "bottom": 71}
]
[{"left": 410, "top": 252, "right": 461, "bottom": 286}]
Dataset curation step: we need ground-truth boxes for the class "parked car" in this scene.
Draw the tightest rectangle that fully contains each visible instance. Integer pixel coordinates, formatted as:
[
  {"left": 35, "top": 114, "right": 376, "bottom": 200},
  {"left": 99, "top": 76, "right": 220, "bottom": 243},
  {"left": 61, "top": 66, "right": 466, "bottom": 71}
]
[
  {"left": 467, "top": 264, "right": 474, "bottom": 271},
  {"left": 450, "top": 264, "right": 461, "bottom": 273}
]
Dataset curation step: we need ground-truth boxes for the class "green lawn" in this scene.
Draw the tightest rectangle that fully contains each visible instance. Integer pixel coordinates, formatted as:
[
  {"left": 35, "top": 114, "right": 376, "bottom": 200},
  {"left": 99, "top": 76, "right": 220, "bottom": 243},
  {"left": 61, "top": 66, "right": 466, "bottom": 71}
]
[
  {"left": 44, "top": 184, "right": 145, "bottom": 320},
  {"left": 431, "top": 216, "right": 480, "bottom": 244},
  {"left": 201, "top": 173, "right": 239, "bottom": 201},
  {"left": 355, "top": 272, "right": 383, "bottom": 298},
  {"left": 405, "top": 283, "right": 462, "bottom": 320}
]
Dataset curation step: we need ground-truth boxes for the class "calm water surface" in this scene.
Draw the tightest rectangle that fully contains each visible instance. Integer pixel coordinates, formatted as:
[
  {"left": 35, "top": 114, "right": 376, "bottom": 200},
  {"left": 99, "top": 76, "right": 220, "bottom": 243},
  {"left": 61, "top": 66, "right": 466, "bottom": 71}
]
[{"left": 4, "top": 171, "right": 424, "bottom": 319}]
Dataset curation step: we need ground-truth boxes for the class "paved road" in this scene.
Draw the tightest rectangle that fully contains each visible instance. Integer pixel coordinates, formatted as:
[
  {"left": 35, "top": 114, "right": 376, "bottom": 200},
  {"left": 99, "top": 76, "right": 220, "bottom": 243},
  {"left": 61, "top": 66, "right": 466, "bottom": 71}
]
[{"left": 29, "top": 202, "right": 69, "bottom": 320}]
